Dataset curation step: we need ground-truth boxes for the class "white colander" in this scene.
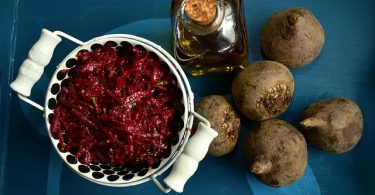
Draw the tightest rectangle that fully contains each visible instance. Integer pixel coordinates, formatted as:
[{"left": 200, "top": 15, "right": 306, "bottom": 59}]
[{"left": 10, "top": 29, "right": 218, "bottom": 193}]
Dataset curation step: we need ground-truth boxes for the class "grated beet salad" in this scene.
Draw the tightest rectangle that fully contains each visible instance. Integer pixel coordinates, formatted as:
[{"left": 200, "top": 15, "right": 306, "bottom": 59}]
[{"left": 50, "top": 41, "right": 183, "bottom": 168}]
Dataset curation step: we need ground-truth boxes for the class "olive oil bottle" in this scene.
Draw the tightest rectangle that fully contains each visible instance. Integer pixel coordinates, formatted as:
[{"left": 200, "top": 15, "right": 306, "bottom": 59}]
[{"left": 171, "top": 0, "right": 248, "bottom": 76}]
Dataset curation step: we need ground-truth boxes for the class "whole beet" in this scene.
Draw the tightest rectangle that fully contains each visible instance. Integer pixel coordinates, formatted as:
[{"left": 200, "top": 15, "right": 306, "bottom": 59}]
[
  {"left": 262, "top": 8, "right": 325, "bottom": 68},
  {"left": 244, "top": 119, "right": 307, "bottom": 187},
  {"left": 300, "top": 98, "right": 363, "bottom": 153},
  {"left": 232, "top": 61, "right": 294, "bottom": 121},
  {"left": 195, "top": 95, "right": 241, "bottom": 156}
]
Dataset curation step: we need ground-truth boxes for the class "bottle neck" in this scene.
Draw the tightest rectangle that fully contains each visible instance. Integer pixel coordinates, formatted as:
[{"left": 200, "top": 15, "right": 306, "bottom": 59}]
[{"left": 178, "top": 0, "right": 225, "bottom": 36}]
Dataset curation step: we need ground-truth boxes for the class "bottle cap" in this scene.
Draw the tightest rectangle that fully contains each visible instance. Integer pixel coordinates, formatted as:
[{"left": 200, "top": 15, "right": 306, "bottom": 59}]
[{"left": 184, "top": 0, "right": 217, "bottom": 26}]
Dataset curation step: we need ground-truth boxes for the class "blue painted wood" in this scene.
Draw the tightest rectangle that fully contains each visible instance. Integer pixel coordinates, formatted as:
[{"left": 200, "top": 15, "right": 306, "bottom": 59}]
[{"left": 1, "top": 0, "right": 374, "bottom": 194}]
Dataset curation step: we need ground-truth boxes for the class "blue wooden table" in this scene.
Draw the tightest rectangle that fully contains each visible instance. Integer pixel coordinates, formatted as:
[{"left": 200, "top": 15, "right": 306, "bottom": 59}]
[{"left": 1, "top": 0, "right": 374, "bottom": 194}]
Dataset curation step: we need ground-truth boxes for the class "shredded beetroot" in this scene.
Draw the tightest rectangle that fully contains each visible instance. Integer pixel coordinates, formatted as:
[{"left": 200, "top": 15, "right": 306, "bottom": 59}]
[{"left": 50, "top": 42, "right": 183, "bottom": 168}]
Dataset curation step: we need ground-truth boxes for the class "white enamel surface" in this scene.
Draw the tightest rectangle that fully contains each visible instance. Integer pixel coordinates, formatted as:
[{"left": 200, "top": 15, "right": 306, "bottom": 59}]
[{"left": 10, "top": 29, "right": 61, "bottom": 96}]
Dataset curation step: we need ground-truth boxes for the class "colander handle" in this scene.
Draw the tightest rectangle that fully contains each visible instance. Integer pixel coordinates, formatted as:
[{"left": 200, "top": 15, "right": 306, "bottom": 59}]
[
  {"left": 10, "top": 29, "right": 85, "bottom": 111},
  {"left": 10, "top": 29, "right": 62, "bottom": 98},
  {"left": 160, "top": 111, "right": 218, "bottom": 193}
]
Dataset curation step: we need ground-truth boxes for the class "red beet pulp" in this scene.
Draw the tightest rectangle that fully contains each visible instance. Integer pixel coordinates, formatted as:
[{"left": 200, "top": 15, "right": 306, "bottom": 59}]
[{"left": 50, "top": 41, "right": 183, "bottom": 168}]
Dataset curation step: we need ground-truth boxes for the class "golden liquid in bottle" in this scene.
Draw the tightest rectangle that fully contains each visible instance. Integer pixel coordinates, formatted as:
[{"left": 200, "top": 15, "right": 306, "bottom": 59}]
[{"left": 171, "top": 0, "right": 248, "bottom": 76}]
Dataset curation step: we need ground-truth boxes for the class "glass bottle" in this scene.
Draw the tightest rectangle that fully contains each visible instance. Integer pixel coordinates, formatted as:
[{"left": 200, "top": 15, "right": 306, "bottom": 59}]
[{"left": 171, "top": 0, "right": 249, "bottom": 76}]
